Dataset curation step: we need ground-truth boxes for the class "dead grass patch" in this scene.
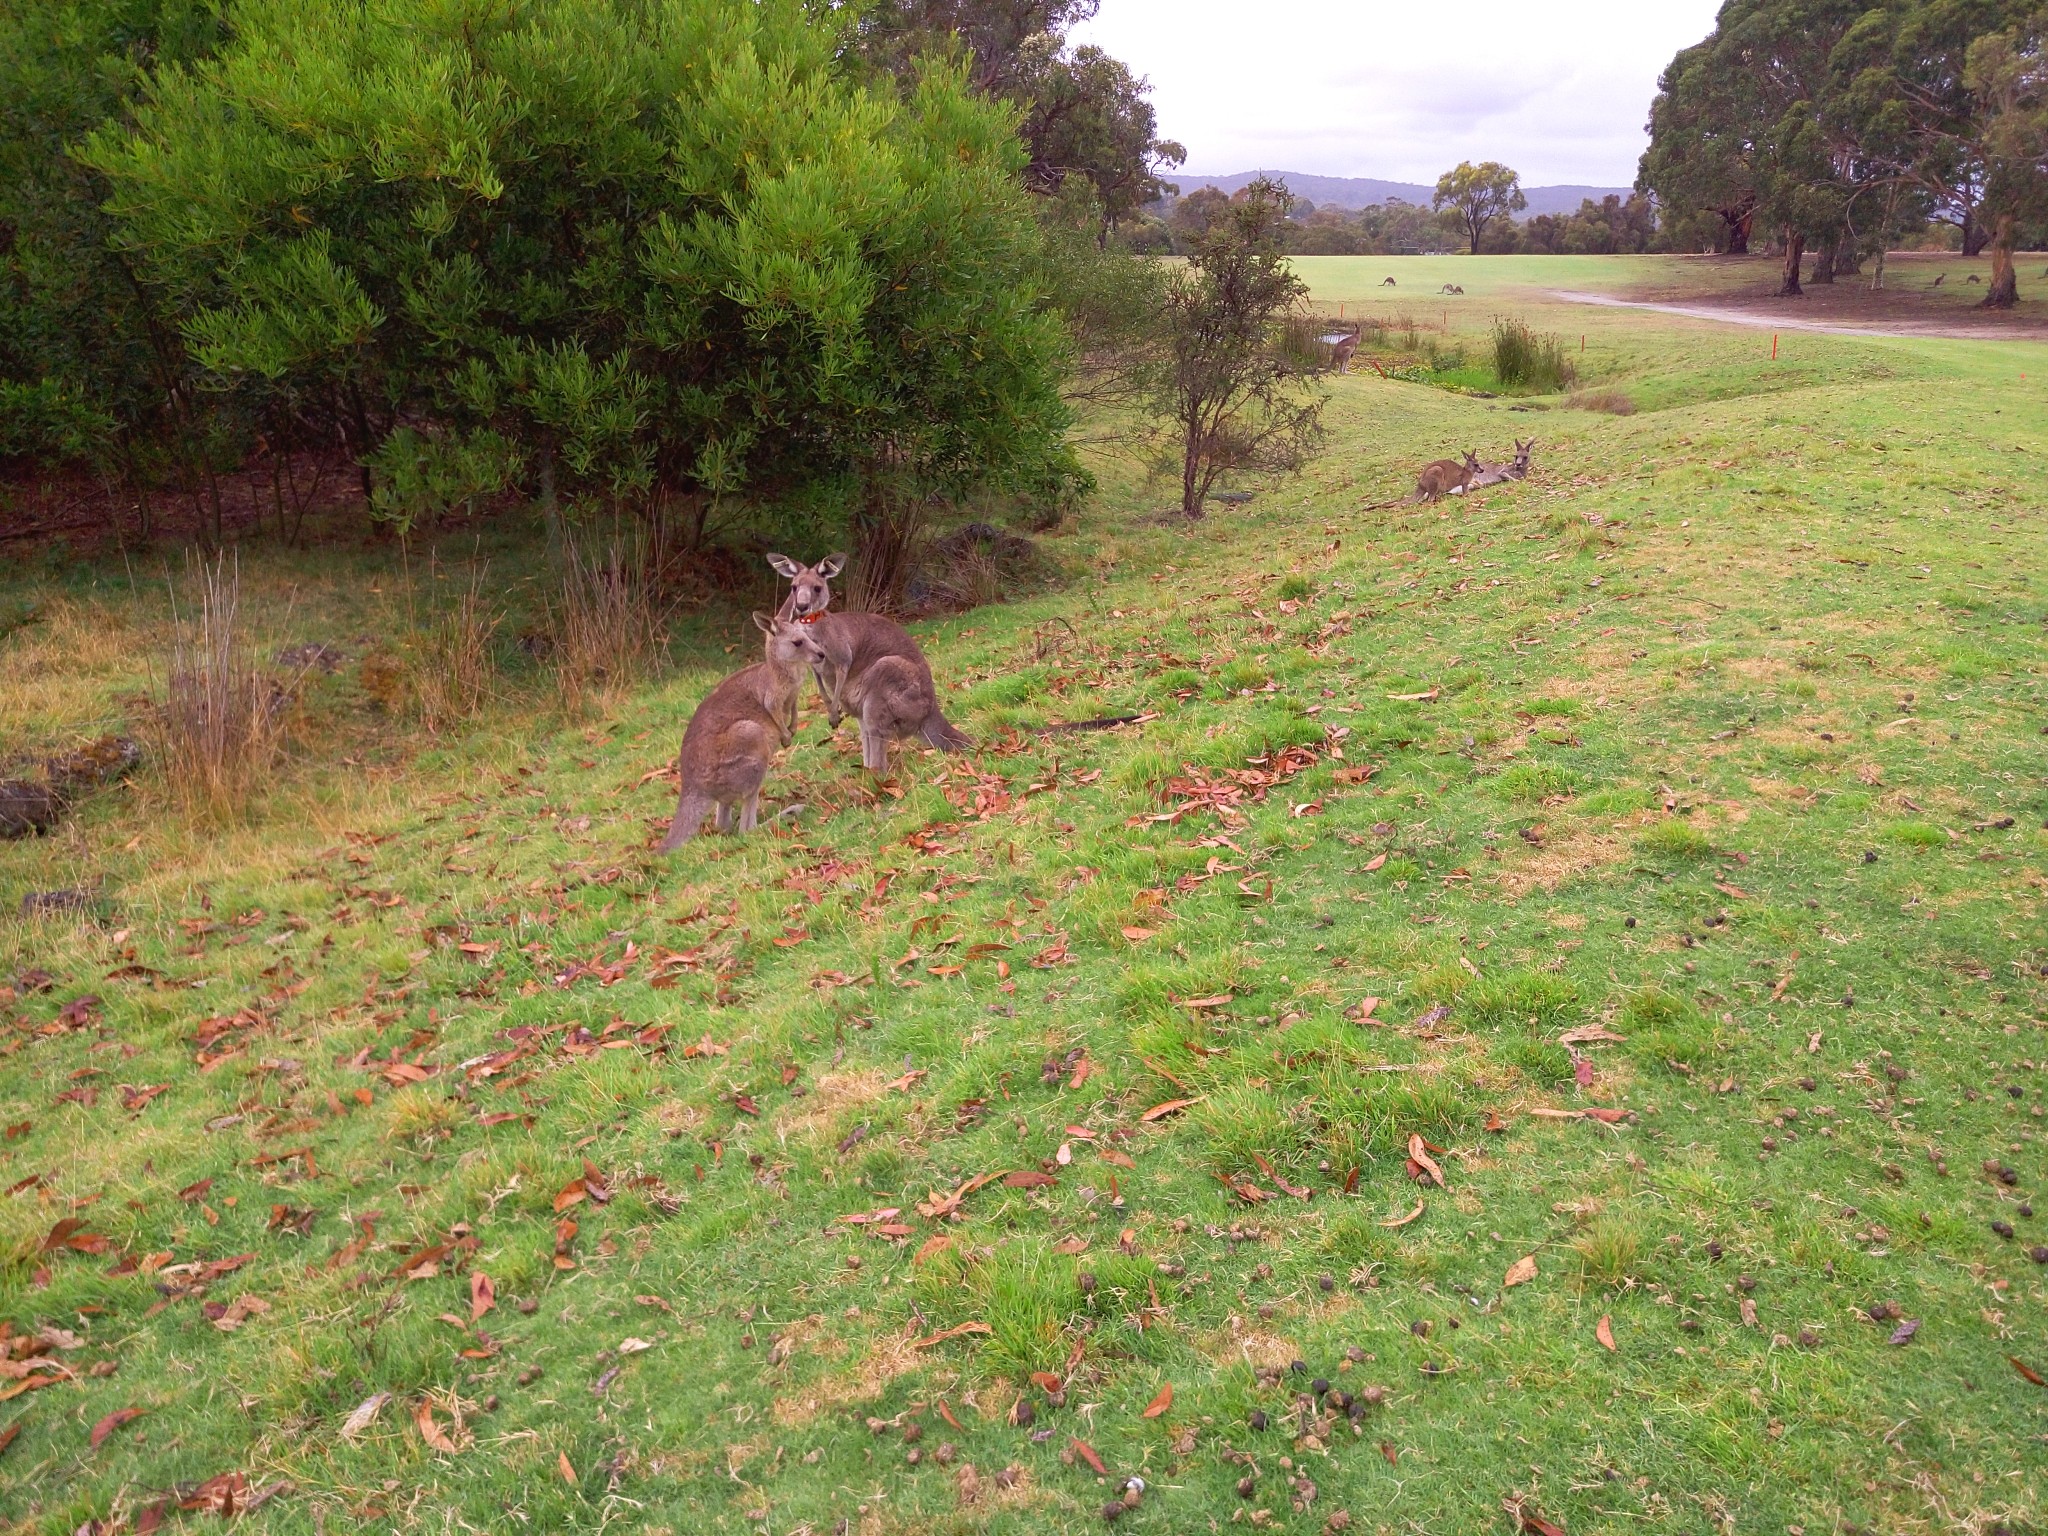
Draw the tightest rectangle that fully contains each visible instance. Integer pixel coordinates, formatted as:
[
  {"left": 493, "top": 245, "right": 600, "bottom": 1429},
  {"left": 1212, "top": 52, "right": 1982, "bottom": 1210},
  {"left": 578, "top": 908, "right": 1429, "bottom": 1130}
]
[
  {"left": 777, "top": 1067, "right": 892, "bottom": 1145},
  {"left": 1495, "top": 822, "right": 1632, "bottom": 897}
]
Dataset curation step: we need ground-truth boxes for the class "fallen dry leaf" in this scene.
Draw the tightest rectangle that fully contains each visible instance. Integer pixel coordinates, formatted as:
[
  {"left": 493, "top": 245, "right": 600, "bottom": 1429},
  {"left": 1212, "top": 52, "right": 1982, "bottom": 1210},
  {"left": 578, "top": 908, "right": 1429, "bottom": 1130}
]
[
  {"left": 1381, "top": 1200, "right": 1424, "bottom": 1229},
  {"left": 1406, "top": 1134, "right": 1446, "bottom": 1188},
  {"left": 1142, "top": 1383, "right": 1173, "bottom": 1418},
  {"left": 913, "top": 1321, "right": 993, "bottom": 1350},
  {"left": 1120, "top": 927, "right": 1156, "bottom": 942},
  {"left": 470, "top": 1271, "right": 495, "bottom": 1323},
  {"left": 338, "top": 1393, "right": 389, "bottom": 1441},
  {"left": 1556, "top": 1024, "right": 1625, "bottom": 1046},
  {"left": 617, "top": 1337, "right": 654, "bottom": 1354},
  {"left": 1003, "top": 1170, "right": 1057, "bottom": 1189},
  {"left": 1140, "top": 1097, "right": 1202, "bottom": 1122},
  {"left": 1505, "top": 1498, "right": 1567, "bottom": 1536},
  {"left": 1503, "top": 1254, "right": 1538, "bottom": 1288},
  {"left": 1361, "top": 853, "right": 1387, "bottom": 872},
  {"left": 2011, "top": 1356, "right": 2046, "bottom": 1387},
  {"left": 1595, "top": 1316, "right": 1616, "bottom": 1352},
  {"left": 1070, "top": 1438, "right": 1108, "bottom": 1475},
  {"left": 415, "top": 1399, "right": 459, "bottom": 1455},
  {"left": 558, "top": 1450, "right": 578, "bottom": 1485},
  {"left": 90, "top": 1407, "right": 144, "bottom": 1449}
]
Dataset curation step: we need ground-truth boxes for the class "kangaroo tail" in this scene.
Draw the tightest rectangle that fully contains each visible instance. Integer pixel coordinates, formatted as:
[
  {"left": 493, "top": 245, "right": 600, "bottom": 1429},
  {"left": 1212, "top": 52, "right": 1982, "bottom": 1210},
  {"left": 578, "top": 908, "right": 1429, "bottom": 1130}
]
[
  {"left": 659, "top": 792, "right": 712, "bottom": 852},
  {"left": 921, "top": 711, "right": 971, "bottom": 751}
]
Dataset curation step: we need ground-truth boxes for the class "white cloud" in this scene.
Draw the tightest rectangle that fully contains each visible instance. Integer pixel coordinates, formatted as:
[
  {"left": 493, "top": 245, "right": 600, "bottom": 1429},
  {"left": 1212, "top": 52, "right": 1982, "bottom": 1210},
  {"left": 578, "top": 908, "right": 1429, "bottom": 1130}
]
[{"left": 1068, "top": 0, "right": 1724, "bottom": 185}]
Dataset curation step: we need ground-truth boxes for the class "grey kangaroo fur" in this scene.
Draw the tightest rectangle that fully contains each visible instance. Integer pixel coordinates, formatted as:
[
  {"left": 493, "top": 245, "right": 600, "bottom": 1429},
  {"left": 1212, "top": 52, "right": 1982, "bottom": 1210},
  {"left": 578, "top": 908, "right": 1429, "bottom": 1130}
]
[
  {"left": 1468, "top": 438, "right": 1536, "bottom": 488},
  {"left": 766, "top": 554, "right": 971, "bottom": 771},
  {"left": 1365, "top": 450, "right": 1481, "bottom": 510},
  {"left": 659, "top": 612, "right": 823, "bottom": 851}
]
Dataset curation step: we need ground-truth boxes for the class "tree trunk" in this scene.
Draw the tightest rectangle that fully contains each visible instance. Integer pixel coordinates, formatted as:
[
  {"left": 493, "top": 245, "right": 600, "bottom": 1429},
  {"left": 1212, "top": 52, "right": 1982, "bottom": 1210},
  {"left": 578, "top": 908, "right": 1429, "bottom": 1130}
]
[
  {"left": 1468, "top": 216, "right": 1481, "bottom": 256},
  {"left": 1962, "top": 207, "right": 1989, "bottom": 258},
  {"left": 1720, "top": 203, "right": 1753, "bottom": 255},
  {"left": 1811, "top": 239, "right": 1836, "bottom": 284},
  {"left": 1779, "top": 229, "right": 1805, "bottom": 296},
  {"left": 1983, "top": 213, "right": 2018, "bottom": 308},
  {"left": 1181, "top": 421, "right": 1204, "bottom": 517}
]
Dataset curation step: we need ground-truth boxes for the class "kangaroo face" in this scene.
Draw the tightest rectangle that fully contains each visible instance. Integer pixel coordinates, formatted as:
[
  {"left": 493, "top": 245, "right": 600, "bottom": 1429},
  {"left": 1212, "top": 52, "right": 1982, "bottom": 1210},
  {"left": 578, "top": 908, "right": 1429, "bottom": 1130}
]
[
  {"left": 766, "top": 552, "right": 846, "bottom": 621},
  {"left": 754, "top": 610, "right": 827, "bottom": 668}
]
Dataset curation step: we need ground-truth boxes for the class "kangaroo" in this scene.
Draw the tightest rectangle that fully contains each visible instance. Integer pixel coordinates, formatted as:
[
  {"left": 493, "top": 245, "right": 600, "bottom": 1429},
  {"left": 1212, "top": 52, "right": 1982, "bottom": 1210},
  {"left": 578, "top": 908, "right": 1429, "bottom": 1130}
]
[
  {"left": 659, "top": 613, "right": 823, "bottom": 851},
  {"left": 1381, "top": 276, "right": 1397, "bottom": 287},
  {"left": 1329, "top": 324, "right": 1361, "bottom": 374},
  {"left": 766, "top": 551, "right": 845, "bottom": 621},
  {"left": 805, "top": 611, "right": 969, "bottom": 770},
  {"left": 1367, "top": 450, "right": 1480, "bottom": 510},
  {"left": 1469, "top": 438, "right": 1535, "bottom": 489}
]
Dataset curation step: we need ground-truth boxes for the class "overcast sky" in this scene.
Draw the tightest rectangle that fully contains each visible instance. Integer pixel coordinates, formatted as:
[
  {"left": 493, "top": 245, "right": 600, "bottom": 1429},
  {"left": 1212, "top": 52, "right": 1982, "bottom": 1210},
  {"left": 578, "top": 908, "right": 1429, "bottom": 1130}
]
[{"left": 1068, "top": 0, "right": 1725, "bottom": 187}]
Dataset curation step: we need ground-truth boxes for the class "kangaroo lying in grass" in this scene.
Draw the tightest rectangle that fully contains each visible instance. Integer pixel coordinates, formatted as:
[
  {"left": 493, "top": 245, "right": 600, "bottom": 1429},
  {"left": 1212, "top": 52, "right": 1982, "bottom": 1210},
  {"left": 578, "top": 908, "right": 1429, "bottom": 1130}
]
[
  {"left": 659, "top": 612, "right": 823, "bottom": 850},
  {"left": 1365, "top": 450, "right": 1481, "bottom": 509},
  {"left": 766, "top": 553, "right": 971, "bottom": 771},
  {"left": 1469, "top": 437, "right": 1535, "bottom": 488}
]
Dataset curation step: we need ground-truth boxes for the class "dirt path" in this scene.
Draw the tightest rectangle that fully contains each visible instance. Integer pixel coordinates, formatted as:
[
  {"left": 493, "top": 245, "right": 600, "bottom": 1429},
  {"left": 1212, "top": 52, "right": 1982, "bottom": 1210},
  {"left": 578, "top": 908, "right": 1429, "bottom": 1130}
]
[{"left": 1550, "top": 289, "right": 2048, "bottom": 343}]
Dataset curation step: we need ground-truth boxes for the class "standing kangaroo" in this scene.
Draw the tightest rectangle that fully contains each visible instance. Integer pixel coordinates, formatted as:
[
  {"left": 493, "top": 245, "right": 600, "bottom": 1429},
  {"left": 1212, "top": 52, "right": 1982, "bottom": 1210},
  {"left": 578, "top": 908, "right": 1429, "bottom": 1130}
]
[
  {"left": 808, "top": 611, "right": 971, "bottom": 770},
  {"left": 1366, "top": 450, "right": 1481, "bottom": 510},
  {"left": 659, "top": 613, "right": 823, "bottom": 851},
  {"left": 766, "top": 552, "right": 845, "bottom": 621},
  {"left": 764, "top": 552, "right": 970, "bottom": 770}
]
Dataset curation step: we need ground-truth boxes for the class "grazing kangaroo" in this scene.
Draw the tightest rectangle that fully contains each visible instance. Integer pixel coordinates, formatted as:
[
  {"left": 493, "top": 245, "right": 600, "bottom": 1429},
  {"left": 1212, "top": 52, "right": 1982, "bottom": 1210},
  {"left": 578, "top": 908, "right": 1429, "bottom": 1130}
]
[
  {"left": 1439, "top": 283, "right": 1465, "bottom": 295},
  {"left": 1381, "top": 276, "right": 1397, "bottom": 287},
  {"left": 1367, "top": 451, "right": 1480, "bottom": 509},
  {"left": 766, "top": 552, "right": 845, "bottom": 621},
  {"left": 659, "top": 613, "right": 823, "bottom": 850},
  {"left": 804, "top": 611, "right": 969, "bottom": 770}
]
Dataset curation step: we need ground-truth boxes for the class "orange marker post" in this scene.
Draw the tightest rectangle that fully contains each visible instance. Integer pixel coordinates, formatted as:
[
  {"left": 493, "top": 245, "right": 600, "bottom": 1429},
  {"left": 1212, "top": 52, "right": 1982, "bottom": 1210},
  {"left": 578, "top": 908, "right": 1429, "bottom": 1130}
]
[{"left": 1772, "top": 333, "right": 1779, "bottom": 360}]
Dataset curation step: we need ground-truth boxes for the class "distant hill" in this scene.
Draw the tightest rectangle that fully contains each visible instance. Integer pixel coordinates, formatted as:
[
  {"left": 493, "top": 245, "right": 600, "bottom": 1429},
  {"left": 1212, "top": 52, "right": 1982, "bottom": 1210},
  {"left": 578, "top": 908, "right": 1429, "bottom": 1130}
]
[{"left": 1167, "top": 171, "right": 1634, "bottom": 219}]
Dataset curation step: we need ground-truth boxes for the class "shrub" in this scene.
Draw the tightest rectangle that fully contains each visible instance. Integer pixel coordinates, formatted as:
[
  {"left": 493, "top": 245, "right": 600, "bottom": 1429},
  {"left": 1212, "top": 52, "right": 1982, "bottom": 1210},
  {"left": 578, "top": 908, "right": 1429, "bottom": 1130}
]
[
  {"left": 1492, "top": 316, "right": 1578, "bottom": 392},
  {"left": 87, "top": 0, "right": 1075, "bottom": 543}
]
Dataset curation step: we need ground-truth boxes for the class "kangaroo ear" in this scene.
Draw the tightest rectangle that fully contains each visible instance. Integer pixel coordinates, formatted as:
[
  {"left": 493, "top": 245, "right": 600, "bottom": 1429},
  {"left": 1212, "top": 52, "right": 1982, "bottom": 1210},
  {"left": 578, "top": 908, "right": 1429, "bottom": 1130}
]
[
  {"left": 815, "top": 553, "right": 848, "bottom": 579},
  {"left": 752, "top": 610, "right": 775, "bottom": 634},
  {"left": 766, "top": 554, "right": 799, "bottom": 579}
]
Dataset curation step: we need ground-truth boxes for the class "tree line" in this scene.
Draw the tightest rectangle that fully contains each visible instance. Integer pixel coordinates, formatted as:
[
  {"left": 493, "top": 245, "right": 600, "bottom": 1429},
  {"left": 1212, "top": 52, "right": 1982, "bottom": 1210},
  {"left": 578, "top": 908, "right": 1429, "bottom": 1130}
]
[{"left": 1639, "top": 0, "right": 2048, "bottom": 303}]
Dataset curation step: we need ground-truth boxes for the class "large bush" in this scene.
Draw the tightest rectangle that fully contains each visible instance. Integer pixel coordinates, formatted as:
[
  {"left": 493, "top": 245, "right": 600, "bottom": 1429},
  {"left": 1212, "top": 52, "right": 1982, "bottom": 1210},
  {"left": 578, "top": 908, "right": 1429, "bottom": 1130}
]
[{"left": 84, "top": 0, "right": 1076, "bottom": 539}]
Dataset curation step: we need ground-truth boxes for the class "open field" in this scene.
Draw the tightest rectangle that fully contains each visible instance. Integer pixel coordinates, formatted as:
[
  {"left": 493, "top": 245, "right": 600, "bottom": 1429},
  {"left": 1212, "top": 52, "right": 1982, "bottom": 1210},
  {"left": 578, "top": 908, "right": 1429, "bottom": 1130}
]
[{"left": 2, "top": 255, "right": 2046, "bottom": 1535}]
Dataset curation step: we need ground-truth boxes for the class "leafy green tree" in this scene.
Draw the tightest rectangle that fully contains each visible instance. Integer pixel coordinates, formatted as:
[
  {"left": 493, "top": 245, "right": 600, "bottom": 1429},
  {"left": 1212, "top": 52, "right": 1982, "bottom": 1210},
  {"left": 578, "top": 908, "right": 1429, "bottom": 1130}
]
[
  {"left": 0, "top": 0, "right": 222, "bottom": 513},
  {"left": 1015, "top": 41, "right": 1185, "bottom": 243},
  {"left": 1146, "top": 177, "right": 1325, "bottom": 518},
  {"left": 85, "top": 0, "right": 1075, "bottom": 553},
  {"left": 1432, "top": 162, "right": 1526, "bottom": 254},
  {"left": 1964, "top": 10, "right": 2048, "bottom": 306}
]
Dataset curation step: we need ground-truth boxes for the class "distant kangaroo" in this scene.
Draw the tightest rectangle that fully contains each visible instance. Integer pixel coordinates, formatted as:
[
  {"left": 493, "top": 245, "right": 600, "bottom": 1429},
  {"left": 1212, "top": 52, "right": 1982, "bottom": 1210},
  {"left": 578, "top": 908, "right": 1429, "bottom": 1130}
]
[
  {"left": 659, "top": 613, "right": 823, "bottom": 850},
  {"left": 1366, "top": 450, "right": 1481, "bottom": 509},
  {"left": 766, "top": 552, "right": 845, "bottom": 621},
  {"left": 1381, "top": 276, "right": 1397, "bottom": 287}
]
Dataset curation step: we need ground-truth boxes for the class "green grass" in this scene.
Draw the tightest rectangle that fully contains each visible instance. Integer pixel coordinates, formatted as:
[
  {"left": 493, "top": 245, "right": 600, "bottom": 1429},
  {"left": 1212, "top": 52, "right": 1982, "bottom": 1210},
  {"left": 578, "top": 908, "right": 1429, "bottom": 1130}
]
[{"left": 2, "top": 253, "right": 2046, "bottom": 1535}]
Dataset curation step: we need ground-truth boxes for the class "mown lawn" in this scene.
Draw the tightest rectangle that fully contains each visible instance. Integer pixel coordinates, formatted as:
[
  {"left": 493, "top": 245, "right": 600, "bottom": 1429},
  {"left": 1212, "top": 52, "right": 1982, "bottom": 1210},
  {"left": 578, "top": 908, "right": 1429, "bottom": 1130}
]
[{"left": 2, "top": 257, "right": 2045, "bottom": 1535}]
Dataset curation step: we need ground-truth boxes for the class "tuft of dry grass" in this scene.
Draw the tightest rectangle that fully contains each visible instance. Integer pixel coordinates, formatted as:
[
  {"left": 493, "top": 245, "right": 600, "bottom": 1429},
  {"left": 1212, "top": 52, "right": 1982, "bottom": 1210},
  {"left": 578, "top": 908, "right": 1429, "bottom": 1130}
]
[
  {"left": 550, "top": 528, "right": 667, "bottom": 707},
  {"left": 149, "top": 554, "right": 289, "bottom": 819},
  {"left": 1567, "top": 389, "right": 1637, "bottom": 415},
  {"left": 409, "top": 560, "right": 501, "bottom": 733}
]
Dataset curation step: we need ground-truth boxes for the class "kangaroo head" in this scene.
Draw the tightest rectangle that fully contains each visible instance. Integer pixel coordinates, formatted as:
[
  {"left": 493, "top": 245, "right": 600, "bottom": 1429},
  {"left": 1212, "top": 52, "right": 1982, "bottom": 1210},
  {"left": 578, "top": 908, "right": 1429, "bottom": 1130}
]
[
  {"left": 766, "top": 552, "right": 846, "bottom": 620},
  {"left": 1512, "top": 437, "right": 1534, "bottom": 466},
  {"left": 755, "top": 609, "right": 827, "bottom": 667},
  {"left": 1462, "top": 450, "right": 1482, "bottom": 474}
]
